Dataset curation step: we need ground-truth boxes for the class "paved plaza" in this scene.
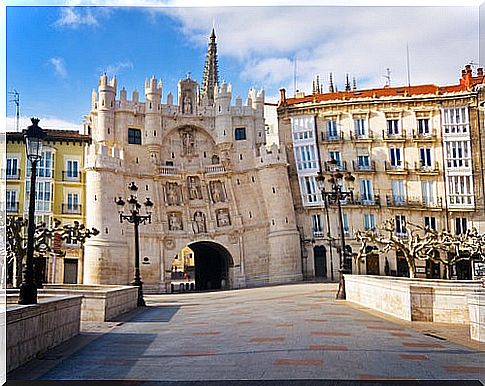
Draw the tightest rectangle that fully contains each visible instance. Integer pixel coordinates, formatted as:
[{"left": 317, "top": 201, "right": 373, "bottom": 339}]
[{"left": 8, "top": 283, "right": 485, "bottom": 383}]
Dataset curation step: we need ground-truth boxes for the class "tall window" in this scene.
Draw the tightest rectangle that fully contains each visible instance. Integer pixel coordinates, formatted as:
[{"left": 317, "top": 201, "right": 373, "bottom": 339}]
[
  {"left": 419, "top": 148, "right": 432, "bottom": 168},
  {"left": 364, "top": 214, "right": 376, "bottom": 230},
  {"left": 357, "top": 155, "right": 370, "bottom": 169},
  {"left": 424, "top": 216, "right": 436, "bottom": 231},
  {"left": 360, "top": 179, "right": 373, "bottom": 202},
  {"left": 6, "top": 158, "right": 19, "bottom": 179},
  {"left": 442, "top": 107, "right": 469, "bottom": 134},
  {"left": 66, "top": 160, "right": 79, "bottom": 179},
  {"left": 354, "top": 117, "right": 367, "bottom": 137},
  {"left": 448, "top": 175, "right": 474, "bottom": 205},
  {"left": 312, "top": 214, "right": 324, "bottom": 236},
  {"left": 67, "top": 193, "right": 79, "bottom": 210},
  {"left": 418, "top": 118, "right": 430, "bottom": 135},
  {"left": 6, "top": 190, "right": 17, "bottom": 212},
  {"left": 128, "top": 128, "right": 142, "bottom": 145},
  {"left": 342, "top": 213, "right": 350, "bottom": 235},
  {"left": 326, "top": 120, "right": 338, "bottom": 138},
  {"left": 26, "top": 181, "right": 52, "bottom": 212},
  {"left": 27, "top": 150, "right": 53, "bottom": 178},
  {"left": 389, "top": 148, "right": 402, "bottom": 167},
  {"left": 455, "top": 217, "right": 467, "bottom": 235},
  {"left": 235, "top": 127, "right": 247, "bottom": 140},
  {"left": 387, "top": 119, "right": 399, "bottom": 135},
  {"left": 421, "top": 181, "right": 435, "bottom": 205},
  {"left": 302, "top": 176, "right": 319, "bottom": 204},
  {"left": 445, "top": 141, "right": 470, "bottom": 168},
  {"left": 329, "top": 151, "right": 341, "bottom": 168},
  {"left": 395, "top": 215, "right": 407, "bottom": 236},
  {"left": 295, "top": 145, "right": 318, "bottom": 170},
  {"left": 392, "top": 180, "right": 405, "bottom": 203}
]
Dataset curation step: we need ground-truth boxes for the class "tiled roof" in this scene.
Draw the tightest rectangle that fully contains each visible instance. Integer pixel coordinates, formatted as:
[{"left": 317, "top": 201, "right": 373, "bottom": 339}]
[{"left": 7, "top": 129, "right": 91, "bottom": 143}]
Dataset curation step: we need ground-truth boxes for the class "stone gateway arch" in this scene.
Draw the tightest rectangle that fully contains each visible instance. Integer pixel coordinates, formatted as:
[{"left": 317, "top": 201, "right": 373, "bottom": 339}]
[{"left": 82, "top": 31, "right": 302, "bottom": 292}]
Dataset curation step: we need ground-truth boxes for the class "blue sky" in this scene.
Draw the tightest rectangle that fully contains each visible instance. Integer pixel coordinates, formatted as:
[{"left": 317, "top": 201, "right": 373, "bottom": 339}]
[{"left": 5, "top": 4, "right": 480, "bottom": 131}]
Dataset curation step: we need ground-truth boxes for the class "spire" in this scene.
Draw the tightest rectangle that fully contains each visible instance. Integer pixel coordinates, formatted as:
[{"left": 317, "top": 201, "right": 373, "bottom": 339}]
[
  {"left": 345, "top": 73, "right": 351, "bottom": 91},
  {"left": 328, "top": 72, "right": 334, "bottom": 93},
  {"left": 352, "top": 76, "right": 357, "bottom": 91},
  {"left": 201, "top": 28, "right": 219, "bottom": 104}
]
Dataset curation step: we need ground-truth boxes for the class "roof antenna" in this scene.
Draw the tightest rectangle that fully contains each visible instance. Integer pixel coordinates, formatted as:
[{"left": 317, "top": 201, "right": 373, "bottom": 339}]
[
  {"left": 383, "top": 68, "right": 391, "bottom": 87},
  {"left": 293, "top": 55, "right": 298, "bottom": 96},
  {"left": 8, "top": 89, "right": 20, "bottom": 132},
  {"left": 406, "top": 43, "right": 411, "bottom": 87}
]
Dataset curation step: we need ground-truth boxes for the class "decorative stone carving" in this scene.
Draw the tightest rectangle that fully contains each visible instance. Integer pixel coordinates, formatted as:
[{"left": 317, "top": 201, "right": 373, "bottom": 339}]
[
  {"left": 164, "top": 238, "right": 175, "bottom": 250},
  {"left": 180, "top": 128, "right": 196, "bottom": 157},
  {"left": 187, "top": 176, "right": 202, "bottom": 200},
  {"left": 216, "top": 208, "right": 231, "bottom": 227},
  {"left": 168, "top": 212, "right": 183, "bottom": 231},
  {"left": 210, "top": 180, "right": 225, "bottom": 203},
  {"left": 183, "top": 95, "right": 193, "bottom": 114},
  {"left": 166, "top": 182, "right": 182, "bottom": 206},
  {"left": 193, "top": 211, "right": 207, "bottom": 234}
]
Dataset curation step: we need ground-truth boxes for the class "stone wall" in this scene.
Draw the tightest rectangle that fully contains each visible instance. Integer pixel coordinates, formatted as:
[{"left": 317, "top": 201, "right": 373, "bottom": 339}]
[
  {"left": 345, "top": 275, "right": 482, "bottom": 323},
  {"left": 7, "top": 295, "right": 82, "bottom": 373},
  {"left": 43, "top": 284, "right": 138, "bottom": 321},
  {"left": 468, "top": 293, "right": 485, "bottom": 342}
]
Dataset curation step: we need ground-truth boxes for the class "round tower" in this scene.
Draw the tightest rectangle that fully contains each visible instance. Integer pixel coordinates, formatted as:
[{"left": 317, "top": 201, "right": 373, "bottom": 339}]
[
  {"left": 144, "top": 75, "right": 163, "bottom": 162},
  {"left": 214, "top": 82, "right": 232, "bottom": 144},
  {"left": 256, "top": 144, "right": 302, "bottom": 283},
  {"left": 95, "top": 73, "right": 117, "bottom": 144}
]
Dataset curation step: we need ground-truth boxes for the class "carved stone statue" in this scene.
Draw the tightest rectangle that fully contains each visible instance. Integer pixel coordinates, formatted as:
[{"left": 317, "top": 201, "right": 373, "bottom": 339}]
[
  {"left": 168, "top": 212, "right": 182, "bottom": 231},
  {"left": 166, "top": 183, "right": 182, "bottom": 206},
  {"left": 181, "top": 129, "right": 195, "bottom": 156},
  {"left": 210, "top": 180, "right": 225, "bottom": 203},
  {"left": 188, "top": 176, "right": 202, "bottom": 200},
  {"left": 216, "top": 209, "right": 231, "bottom": 227},
  {"left": 193, "top": 211, "right": 206, "bottom": 234},
  {"left": 183, "top": 95, "right": 192, "bottom": 114}
]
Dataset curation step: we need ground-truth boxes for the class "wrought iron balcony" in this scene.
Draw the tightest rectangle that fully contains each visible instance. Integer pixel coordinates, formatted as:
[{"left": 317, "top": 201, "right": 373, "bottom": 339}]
[
  {"left": 6, "top": 201, "right": 19, "bottom": 213},
  {"left": 382, "top": 129, "right": 407, "bottom": 141},
  {"left": 412, "top": 129, "right": 438, "bottom": 141},
  {"left": 62, "top": 204, "right": 82, "bottom": 215},
  {"left": 414, "top": 161, "right": 440, "bottom": 174},
  {"left": 386, "top": 195, "right": 443, "bottom": 209},
  {"left": 6, "top": 169, "right": 21, "bottom": 180},
  {"left": 384, "top": 161, "right": 409, "bottom": 174},
  {"left": 324, "top": 160, "right": 348, "bottom": 172},
  {"left": 62, "top": 171, "right": 81, "bottom": 182},
  {"left": 321, "top": 130, "right": 344, "bottom": 142},
  {"left": 350, "top": 131, "right": 374, "bottom": 141},
  {"left": 352, "top": 160, "right": 376, "bottom": 173}
]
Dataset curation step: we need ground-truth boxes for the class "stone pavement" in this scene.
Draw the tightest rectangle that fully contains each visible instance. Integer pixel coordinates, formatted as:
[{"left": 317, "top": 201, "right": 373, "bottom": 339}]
[{"left": 7, "top": 283, "right": 485, "bottom": 383}]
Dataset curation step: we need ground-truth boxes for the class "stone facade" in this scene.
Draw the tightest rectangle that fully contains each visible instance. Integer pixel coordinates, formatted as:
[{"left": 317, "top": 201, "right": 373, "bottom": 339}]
[
  {"left": 278, "top": 65, "right": 485, "bottom": 281},
  {"left": 83, "top": 31, "right": 302, "bottom": 292}
]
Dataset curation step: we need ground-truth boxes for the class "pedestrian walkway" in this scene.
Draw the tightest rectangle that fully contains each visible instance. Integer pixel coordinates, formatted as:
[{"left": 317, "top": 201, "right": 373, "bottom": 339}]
[{"left": 7, "top": 283, "right": 485, "bottom": 383}]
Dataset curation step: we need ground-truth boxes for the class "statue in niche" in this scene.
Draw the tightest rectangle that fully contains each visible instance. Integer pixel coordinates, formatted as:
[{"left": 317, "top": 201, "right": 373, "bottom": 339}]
[
  {"left": 166, "top": 182, "right": 182, "bottom": 206},
  {"left": 216, "top": 209, "right": 231, "bottom": 227},
  {"left": 211, "top": 155, "right": 220, "bottom": 165},
  {"left": 181, "top": 129, "right": 195, "bottom": 156},
  {"left": 210, "top": 180, "right": 225, "bottom": 203},
  {"left": 168, "top": 212, "right": 182, "bottom": 231},
  {"left": 183, "top": 95, "right": 193, "bottom": 114},
  {"left": 193, "top": 211, "right": 206, "bottom": 234},
  {"left": 187, "top": 176, "right": 202, "bottom": 200}
]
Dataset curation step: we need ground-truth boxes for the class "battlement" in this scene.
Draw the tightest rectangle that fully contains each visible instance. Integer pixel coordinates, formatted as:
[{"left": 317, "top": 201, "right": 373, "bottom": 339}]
[
  {"left": 215, "top": 81, "right": 232, "bottom": 97},
  {"left": 257, "top": 143, "right": 287, "bottom": 166},
  {"left": 145, "top": 75, "right": 163, "bottom": 94},
  {"left": 85, "top": 143, "right": 124, "bottom": 170},
  {"left": 99, "top": 73, "right": 117, "bottom": 90}
]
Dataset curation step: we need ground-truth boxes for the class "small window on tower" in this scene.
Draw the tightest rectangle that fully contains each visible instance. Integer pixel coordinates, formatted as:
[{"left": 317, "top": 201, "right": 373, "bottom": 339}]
[
  {"left": 235, "top": 127, "right": 247, "bottom": 141},
  {"left": 128, "top": 128, "right": 142, "bottom": 145}
]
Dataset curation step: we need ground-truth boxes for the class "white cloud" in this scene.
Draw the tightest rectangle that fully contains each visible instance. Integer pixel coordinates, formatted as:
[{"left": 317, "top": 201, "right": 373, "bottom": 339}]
[
  {"left": 98, "top": 61, "right": 134, "bottom": 77},
  {"left": 151, "top": 6, "right": 478, "bottom": 94},
  {"left": 48, "top": 57, "right": 68, "bottom": 78},
  {"left": 4, "top": 116, "right": 82, "bottom": 133},
  {"left": 54, "top": 7, "right": 99, "bottom": 28}
]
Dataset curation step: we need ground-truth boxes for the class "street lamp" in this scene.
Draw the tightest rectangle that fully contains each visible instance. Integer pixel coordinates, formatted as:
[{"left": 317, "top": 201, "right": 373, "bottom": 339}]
[
  {"left": 116, "top": 182, "right": 153, "bottom": 307},
  {"left": 316, "top": 162, "right": 355, "bottom": 300},
  {"left": 18, "top": 118, "right": 46, "bottom": 305}
]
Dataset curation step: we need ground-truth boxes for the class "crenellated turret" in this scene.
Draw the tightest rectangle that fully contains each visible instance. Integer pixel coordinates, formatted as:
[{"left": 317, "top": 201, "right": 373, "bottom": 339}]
[
  {"left": 248, "top": 88, "right": 264, "bottom": 116},
  {"left": 95, "top": 73, "right": 117, "bottom": 143},
  {"left": 214, "top": 81, "right": 232, "bottom": 144},
  {"left": 145, "top": 75, "right": 163, "bottom": 148}
]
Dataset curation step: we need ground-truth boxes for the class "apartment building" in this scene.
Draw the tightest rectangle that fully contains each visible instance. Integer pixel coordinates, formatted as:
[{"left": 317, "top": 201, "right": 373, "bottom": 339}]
[{"left": 277, "top": 65, "right": 485, "bottom": 280}]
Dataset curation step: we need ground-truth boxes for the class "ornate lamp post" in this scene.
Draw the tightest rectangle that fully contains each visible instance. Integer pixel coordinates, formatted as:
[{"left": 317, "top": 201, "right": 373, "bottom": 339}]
[
  {"left": 18, "top": 118, "right": 46, "bottom": 305},
  {"left": 116, "top": 182, "right": 153, "bottom": 307},
  {"left": 316, "top": 160, "right": 355, "bottom": 300}
]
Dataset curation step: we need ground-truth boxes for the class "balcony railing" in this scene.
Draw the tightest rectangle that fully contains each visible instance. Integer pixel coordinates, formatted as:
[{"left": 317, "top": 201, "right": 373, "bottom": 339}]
[
  {"left": 321, "top": 130, "right": 344, "bottom": 142},
  {"left": 384, "top": 161, "right": 409, "bottom": 173},
  {"left": 412, "top": 129, "right": 438, "bottom": 141},
  {"left": 414, "top": 161, "right": 440, "bottom": 174},
  {"left": 324, "top": 160, "right": 348, "bottom": 172},
  {"left": 62, "top": 171, "right": 81, "bottom": 182},
  {"left": 312, "top": 230, "right": 325, "bottom": 238},
  {"left": 159, "top": 165, "right": 179, "bottom": 176},
  {"left": 350, "top": 131, "right": 374, "bottom": 141},
  {"left": 352, "top": 160, "right": 376, "bottom": 173},
  {"left": 205, "top": 164, "right": 226, "bottom": 174},
  {"left": 6, "top": 169, "right": 21, "bottom": 180},
  {"left": 386, "top": 195, "right": 443, "bottom": 209},
  {"left": 382, "top": 129, "right": 407, "bottom": 141},
  {"left": 6, "top": 201, "right": 19, "bottom": 213},
  {"left": 351, "top": 194, "right": 381, "bottom": 206},
  {"left": 62, "top": 204, "right": 82, "bottom": 215}
]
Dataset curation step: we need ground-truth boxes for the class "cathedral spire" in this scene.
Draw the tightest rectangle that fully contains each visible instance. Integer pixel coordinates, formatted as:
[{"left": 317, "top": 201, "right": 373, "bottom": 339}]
[{"left": 201, "top": 28, "right": 219, "bottom": 104}]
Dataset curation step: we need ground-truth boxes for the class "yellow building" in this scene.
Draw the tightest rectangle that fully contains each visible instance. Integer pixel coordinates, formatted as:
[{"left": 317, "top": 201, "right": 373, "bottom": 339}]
[
  {"left": 278, "top": 65, "right": 485, "bottom": 280},
  {"left": 6, "top": 129, "right": 91, "bottom": 286}
]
